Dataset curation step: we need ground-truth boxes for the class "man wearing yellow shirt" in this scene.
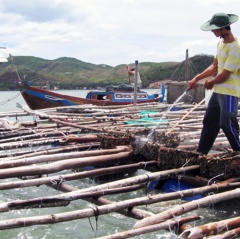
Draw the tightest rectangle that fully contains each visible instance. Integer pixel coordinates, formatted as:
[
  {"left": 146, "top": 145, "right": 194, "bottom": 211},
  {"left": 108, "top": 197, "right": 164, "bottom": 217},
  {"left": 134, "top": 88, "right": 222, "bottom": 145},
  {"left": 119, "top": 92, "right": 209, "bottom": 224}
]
[{"left": 188, "top": 12, "right": 240, "bottom": 154}]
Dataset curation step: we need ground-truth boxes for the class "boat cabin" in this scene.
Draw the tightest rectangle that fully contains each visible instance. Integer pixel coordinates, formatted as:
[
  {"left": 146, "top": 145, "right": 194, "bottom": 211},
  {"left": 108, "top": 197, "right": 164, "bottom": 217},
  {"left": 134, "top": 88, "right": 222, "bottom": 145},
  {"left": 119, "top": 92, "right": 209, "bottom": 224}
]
[{"left": 86, "top": 91, "right": 158, "bottom": 103}]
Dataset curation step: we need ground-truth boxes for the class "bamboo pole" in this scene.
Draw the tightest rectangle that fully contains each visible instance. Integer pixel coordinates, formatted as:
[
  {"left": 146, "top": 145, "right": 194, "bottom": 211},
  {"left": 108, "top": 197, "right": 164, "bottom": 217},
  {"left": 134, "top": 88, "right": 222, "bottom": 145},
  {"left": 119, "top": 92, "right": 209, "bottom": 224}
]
[
  {"left": 133, "top": 188, "right": 240, "bottom": 229},
  {"left": 2, "top": 172, "right": 239, "bottom": 215},
  {"left": 0, "top": 128, "right": 84, "bottom": 143},
  {"left": 1, "top": 184, "right": 145, "bottom": 211},
  {"left": 17, "top": 102, "right": 168, "bottom": 118},
  {"left": 0, "top": 166, "right": 200, "bottom": 212},
  {"left": 0, "top": 142, "right": 100, "bottom": 160},
  {"left": 0, "top": 138, "right": 60, "bottom": 150},
  {"left": 0, "top": 142, "right": 100, "bottom": 159},
  {"left": 0, "top": 149, "right": 131, "bottom": 179},
  {"left": 47, "top": 179, "right": 155, "bottom": 220},
  {"left": 50, "top": 118, "right": 127, "bottom": 135},
  {"left": 179, "top": 216, "right": 240, "bottom": 239},
  {"left": 206, "top": 227, "right": 240, "bottom": 239},
  {"left": 0, "top": 161, "right": 157, "bottom": 190},
  {"left": 0, "top": 145, "right": 129, "bottom": 168},
  {"left": 178, "top": 140, "right": 230, "bottom": 151},
  {"left": 0, "top": 174, "right": 239, "bottom": 230},
  {"left": 96, "top": 216, "right": 201, "bottom": 239},
  {"left": 0, "top": 180, "right": 208, "bottom": 230}
]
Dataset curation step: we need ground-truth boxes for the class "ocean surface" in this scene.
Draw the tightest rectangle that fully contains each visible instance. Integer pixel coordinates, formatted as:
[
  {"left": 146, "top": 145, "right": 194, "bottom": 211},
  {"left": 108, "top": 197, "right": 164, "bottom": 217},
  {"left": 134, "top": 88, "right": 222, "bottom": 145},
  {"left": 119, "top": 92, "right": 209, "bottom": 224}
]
[{"left": 0, "top": 90, "right": 239, "bottom": 239}]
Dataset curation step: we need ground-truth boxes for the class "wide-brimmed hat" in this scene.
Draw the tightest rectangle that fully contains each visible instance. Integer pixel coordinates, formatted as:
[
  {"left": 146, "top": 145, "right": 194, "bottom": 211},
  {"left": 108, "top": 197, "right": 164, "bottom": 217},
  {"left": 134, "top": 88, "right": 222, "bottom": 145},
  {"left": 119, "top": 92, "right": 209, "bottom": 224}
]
[{"left": 201, "top": 13, "right": 238, "bottom": 31}]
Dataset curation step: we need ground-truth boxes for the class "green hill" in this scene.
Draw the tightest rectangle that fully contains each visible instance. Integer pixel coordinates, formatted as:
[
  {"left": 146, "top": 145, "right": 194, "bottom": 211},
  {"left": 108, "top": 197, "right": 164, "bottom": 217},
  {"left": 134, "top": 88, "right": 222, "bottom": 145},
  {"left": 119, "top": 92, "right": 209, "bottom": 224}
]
[{"left": 0, "top": 54, "right": 214, "bottom": 90}]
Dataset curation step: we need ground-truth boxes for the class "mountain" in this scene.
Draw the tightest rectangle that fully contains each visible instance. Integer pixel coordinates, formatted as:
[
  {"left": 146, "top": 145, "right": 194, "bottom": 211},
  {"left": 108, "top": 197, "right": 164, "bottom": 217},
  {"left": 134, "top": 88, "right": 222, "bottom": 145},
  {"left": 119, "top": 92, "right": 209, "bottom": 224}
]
[{"left": 0, "top": 54, "right": 214, "bottom": 90}]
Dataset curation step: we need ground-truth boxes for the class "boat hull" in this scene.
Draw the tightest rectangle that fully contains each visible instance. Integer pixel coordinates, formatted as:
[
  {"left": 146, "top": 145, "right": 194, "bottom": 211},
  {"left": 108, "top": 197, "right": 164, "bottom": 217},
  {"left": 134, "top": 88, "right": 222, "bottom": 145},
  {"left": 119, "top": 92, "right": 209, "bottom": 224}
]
[{"left": 19, "top": 85, "right": 163, "bottom": 110}]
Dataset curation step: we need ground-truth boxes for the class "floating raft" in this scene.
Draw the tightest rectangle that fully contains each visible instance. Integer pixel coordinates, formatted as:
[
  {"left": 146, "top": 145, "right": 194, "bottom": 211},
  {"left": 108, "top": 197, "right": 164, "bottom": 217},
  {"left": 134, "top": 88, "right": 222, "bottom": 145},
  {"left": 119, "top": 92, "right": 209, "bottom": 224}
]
[{"left": 0, "top": 102, "right": 240, "bottom": 238}]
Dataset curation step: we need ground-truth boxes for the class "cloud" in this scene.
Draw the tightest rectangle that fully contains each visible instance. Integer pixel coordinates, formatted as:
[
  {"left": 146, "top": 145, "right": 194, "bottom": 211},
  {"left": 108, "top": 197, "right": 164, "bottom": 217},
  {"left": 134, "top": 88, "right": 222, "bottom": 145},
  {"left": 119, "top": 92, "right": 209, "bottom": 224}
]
[
  {"left": 0, "top": 0, "right": 239, "bottom": 66},
  {"left": 0, "top": 0, "right": 71, "bottom": 22}
]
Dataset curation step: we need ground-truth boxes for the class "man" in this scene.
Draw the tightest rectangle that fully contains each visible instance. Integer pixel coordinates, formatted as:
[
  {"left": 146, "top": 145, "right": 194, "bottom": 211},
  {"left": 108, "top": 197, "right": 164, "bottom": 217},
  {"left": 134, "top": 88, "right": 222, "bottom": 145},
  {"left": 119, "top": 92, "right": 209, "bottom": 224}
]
[
  {"left": 188, "top": 12, "right": 240, "bottom": 155},
  {"left": 127, "top": 65, "right": 142, "bottom": 91}
]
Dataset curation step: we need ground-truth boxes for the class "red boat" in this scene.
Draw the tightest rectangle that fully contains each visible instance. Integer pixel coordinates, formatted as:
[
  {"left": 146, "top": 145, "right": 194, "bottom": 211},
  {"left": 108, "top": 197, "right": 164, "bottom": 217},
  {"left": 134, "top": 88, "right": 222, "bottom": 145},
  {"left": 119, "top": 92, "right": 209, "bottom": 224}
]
[{"left": 17, "top": 81, "right": 165, "bottom": 110}]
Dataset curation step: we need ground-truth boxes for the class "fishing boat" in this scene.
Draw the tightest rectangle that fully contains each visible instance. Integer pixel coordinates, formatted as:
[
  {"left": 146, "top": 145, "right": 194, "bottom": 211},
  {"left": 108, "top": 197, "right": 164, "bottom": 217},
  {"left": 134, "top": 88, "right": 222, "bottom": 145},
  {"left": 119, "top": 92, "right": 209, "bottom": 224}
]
[{"left": 17, "top": 80, "right": 165, "bottom": 110}]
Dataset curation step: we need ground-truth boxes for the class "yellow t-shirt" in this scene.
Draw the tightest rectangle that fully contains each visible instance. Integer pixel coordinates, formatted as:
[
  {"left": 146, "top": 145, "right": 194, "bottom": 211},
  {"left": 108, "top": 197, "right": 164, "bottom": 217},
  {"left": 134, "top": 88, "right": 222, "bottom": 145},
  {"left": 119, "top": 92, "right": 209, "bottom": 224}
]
[{"left": 214, "top": 38, "right": 240, "bottom": 97}]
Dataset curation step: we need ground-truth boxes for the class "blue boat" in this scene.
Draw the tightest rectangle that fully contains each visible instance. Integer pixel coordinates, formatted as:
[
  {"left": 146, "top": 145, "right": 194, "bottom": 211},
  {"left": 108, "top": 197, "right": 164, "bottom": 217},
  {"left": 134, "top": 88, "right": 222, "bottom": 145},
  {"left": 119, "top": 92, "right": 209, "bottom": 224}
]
[{"left": 17, "top": 81, "right": 165, "bottom": 110}]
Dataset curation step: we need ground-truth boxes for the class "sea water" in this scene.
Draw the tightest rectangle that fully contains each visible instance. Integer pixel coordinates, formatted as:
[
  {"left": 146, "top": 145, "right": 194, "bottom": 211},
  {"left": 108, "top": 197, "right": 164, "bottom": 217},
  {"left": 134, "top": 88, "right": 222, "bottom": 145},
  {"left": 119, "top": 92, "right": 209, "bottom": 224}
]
[{"left": 0, "top": 90, "right": 239, "bottom": 239}]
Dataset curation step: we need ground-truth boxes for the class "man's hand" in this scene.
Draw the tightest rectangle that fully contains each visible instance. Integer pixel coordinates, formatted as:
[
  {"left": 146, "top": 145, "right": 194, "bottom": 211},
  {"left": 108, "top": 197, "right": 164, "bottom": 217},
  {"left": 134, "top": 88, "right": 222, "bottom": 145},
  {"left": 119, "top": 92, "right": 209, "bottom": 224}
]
[
  {"left": 204, "top": 79, "right": 214, "bottom": 90},
  {"left": 188, "top": 78, "right": 198, "bottom": 89}
]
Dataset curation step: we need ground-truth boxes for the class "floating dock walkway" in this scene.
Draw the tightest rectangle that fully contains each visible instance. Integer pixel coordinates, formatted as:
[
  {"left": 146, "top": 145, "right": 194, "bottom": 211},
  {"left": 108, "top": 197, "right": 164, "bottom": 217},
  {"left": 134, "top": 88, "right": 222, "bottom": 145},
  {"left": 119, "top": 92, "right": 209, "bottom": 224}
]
[{"left": 0, "top": 102, "right": 240, "bottom": 238}]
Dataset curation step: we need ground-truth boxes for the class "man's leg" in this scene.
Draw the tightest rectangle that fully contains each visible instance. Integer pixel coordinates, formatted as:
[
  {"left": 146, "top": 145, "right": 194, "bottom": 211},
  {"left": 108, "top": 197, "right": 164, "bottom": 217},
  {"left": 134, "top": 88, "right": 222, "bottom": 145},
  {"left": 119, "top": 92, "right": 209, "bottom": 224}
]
[
  {"left": 219, "top": 94, "right": 240, "bottom": 151},
  {"left": 197, "top": 93, "right": 220, "bottom": 154}
]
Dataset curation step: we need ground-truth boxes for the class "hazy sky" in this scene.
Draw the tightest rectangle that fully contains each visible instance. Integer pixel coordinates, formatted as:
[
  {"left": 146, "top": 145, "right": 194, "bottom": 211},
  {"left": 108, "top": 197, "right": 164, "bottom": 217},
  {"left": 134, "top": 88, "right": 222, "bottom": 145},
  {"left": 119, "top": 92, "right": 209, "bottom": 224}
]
[{"left": 0, "top": 0, "right": 239, "bottom": 66}]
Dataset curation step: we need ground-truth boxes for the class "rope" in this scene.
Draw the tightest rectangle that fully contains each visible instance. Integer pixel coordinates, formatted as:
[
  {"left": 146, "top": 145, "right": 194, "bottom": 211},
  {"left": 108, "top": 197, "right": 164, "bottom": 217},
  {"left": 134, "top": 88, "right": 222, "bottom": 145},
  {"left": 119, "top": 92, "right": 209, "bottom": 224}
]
[
  {"left": 50, "top": 176, "right": 66, "bottom": 191},
  {"left": 169, "top": 62, "right": 184, "bottom": 81},
  {"left": 9, "top": 54, "right": 22, "bottom": 83},
  {"left": 189, "top": 61, "right": 199, "bottom": 76},
  {"left": 88, "top": 206, "right": 99, "bottom": 237},
  {"left": 0, "top": 92, "right": 21, "bottom": 106}
]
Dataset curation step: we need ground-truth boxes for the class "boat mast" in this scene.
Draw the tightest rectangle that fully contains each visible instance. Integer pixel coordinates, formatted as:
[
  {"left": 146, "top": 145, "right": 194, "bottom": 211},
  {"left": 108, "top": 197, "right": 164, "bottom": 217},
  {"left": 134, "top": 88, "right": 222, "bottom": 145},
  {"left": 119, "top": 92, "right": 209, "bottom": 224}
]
[
  {"left": 185, "top": 49, "right": 190, "bottom": 81},
  {"left": 133, "top": 60, "right": 138, "bottom": 106}
]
